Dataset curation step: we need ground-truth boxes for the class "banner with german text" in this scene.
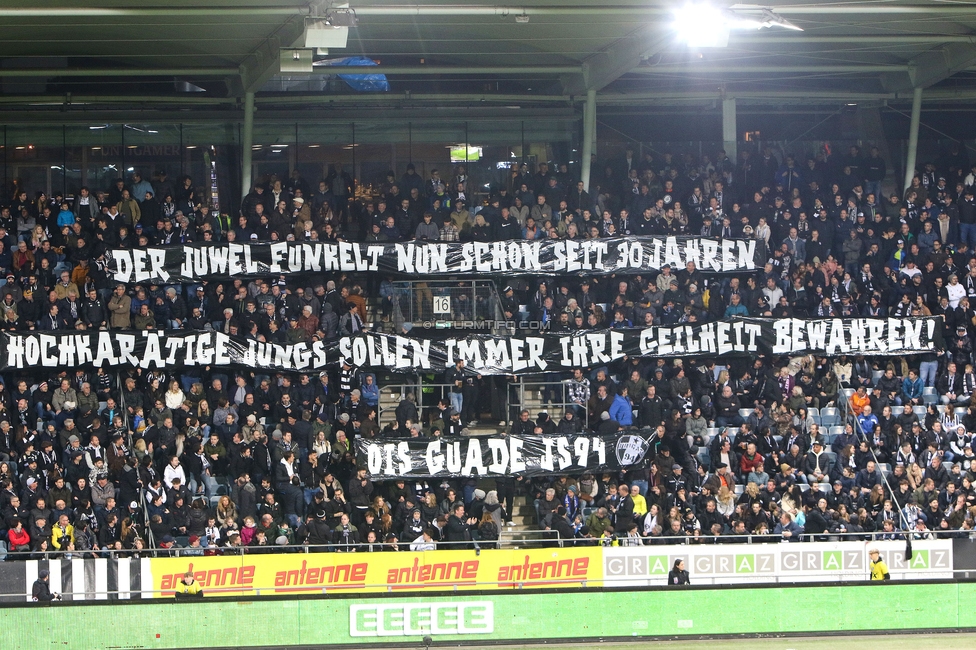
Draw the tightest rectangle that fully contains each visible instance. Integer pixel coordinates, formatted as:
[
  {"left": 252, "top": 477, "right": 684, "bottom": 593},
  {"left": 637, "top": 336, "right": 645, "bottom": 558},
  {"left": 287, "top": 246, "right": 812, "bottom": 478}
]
[
  {"left": 0, "top": 317, "right": 943, "bottom": 375},
  {"left": 106, "top": 236, "right": 762, "bottom": 282}
]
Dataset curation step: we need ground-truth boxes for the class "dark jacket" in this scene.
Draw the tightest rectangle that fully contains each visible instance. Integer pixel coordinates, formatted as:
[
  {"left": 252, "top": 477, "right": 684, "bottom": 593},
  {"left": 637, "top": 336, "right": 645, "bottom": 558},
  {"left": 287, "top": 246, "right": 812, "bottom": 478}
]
[
  {"left": 667, "top": 568, "right": 690, "bottom": 585},
  {"left": 444, "top": 514, "right": 473, "bottom": 544},
  {"left": 614, "top": 495, "right": 635, "bottom": 531},
  {"left": 32, "top": 578, "right": 57, "bottom": 601}
]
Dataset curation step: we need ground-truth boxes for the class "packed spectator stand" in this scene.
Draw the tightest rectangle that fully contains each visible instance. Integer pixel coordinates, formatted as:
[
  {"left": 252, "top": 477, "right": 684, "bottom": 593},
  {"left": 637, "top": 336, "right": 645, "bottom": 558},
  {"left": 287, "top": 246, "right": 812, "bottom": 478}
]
[{"left": 1, "top": 142, "right": 976, "bottom": 562}]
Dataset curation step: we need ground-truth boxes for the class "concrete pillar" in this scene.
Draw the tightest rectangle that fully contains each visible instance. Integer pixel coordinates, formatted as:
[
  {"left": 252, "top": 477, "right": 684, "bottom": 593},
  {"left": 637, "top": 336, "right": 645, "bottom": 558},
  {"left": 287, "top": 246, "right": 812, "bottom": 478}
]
[
  {"left": 904, "top": 87, "right": 922, "bottom": 193},
  {"left": 580, "top": 89, "right": 596, "bottom": 192},
  {"left": 721, "top": 97, "right": 737, "bottom": 162},
  {"left": 241, "top": 91, "right": 255, "bottom": 199}
]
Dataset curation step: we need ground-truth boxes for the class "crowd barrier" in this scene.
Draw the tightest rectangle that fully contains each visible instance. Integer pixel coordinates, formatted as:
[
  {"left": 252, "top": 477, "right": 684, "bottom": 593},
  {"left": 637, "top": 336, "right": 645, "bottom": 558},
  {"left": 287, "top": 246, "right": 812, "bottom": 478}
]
[
  {"left": 12, "top": 582, "right": 976, "bottom": 649},
  {"left": 6, "top": 539, "right": 970, "bottom": 602}
]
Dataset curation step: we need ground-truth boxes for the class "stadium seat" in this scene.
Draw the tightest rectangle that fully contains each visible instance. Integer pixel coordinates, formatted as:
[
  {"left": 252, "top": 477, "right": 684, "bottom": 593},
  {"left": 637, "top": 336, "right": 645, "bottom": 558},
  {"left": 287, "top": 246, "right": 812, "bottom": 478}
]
[
  {"left": 955, "top": 407, "right": 969, "bottom": 418},
  {"left": 807, "top": 407, "right": 819, "bottom": 419},
  {"left": 820, "top": 416, "right": 841, "bottom": 428},
  {"left": 871, "top": 370, "right": 884, "bottom": 384},
  {"left": 913, "top": 405, "right": 927, "bottom": 417},
  {"left": 739, "top": 408, "right": 752, "bottom": 420},
  {"left": 697, "top": 449, "right": 711, "bottom": 467},
  {"left": 820, "top": 408, "right": 840, "bottom": 426},
  {"left": 798, "top": 483, "right": 810, "bottom": 492},
  {"left": 828, "top": 425, "right": 845, "bottom": 437}
]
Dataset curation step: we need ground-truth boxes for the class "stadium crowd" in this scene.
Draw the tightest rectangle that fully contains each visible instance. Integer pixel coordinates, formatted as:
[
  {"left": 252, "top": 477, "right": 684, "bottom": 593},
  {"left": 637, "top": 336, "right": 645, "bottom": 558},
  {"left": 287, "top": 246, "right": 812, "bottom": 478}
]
[{"left": 1, "top": 141, "right": 976, "bottom": 560}]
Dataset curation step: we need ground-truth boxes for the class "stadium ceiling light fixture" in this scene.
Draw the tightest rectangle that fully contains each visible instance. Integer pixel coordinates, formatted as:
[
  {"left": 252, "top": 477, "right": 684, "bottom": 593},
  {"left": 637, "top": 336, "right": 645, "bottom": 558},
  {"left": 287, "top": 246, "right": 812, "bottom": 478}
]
[{"left": 673, "top": 3, "right": 802, "bottom": 48}]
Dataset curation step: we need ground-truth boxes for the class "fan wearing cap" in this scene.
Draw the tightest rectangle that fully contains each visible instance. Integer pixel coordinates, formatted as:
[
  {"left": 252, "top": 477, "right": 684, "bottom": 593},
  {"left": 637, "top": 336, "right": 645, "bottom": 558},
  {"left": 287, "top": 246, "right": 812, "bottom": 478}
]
[
  {"left": 804, "top": 440, "right": 836, "bottom": 485},
  {"left": 182, "top": 534, "right": 205, "bottom": 557},
  {"left": 32, "top": 569, "right": 61, "bottom": 602},
  {"left": 291, "top": 195, "right": 311, "bottom": 226},
  {"left": 951, "top": 326, "right": 972, "bottom": 370},
  {"left": 890, "top": 237, "right": 907, "bottom": 271}
]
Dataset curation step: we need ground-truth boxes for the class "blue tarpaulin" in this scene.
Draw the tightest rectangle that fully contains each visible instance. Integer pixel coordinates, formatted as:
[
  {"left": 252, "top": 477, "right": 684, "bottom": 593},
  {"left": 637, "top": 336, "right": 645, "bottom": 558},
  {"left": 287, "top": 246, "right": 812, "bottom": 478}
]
[{"left": 316, "top": 57, "right": 389, "bottom": 92}]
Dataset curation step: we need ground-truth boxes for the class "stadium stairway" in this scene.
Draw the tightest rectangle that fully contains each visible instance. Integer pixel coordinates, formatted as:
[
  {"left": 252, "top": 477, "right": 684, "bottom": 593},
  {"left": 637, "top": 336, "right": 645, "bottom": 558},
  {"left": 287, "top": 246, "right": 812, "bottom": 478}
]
[{"left": 498, "top": 495, "right": 546, "bottom": 545}]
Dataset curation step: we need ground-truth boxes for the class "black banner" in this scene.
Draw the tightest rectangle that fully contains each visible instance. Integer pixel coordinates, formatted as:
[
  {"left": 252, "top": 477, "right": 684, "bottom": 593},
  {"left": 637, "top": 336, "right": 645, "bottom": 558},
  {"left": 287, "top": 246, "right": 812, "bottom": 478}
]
[
  {"left": 356, "top": 432, "right": 654, "bottom": 479},
  {"left": 105, "top": 237, "right": 761, "bottom": 282},
  {"left": 0, "top": 317, "right": 943, "bottom": 374}
]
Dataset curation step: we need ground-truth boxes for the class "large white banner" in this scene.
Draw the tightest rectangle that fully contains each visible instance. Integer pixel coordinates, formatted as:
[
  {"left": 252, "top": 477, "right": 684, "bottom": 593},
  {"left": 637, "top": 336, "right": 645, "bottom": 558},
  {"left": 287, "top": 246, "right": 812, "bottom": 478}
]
[
  {"left": 603, "top": 540, "right": 953, "bottom": 586},
  {"left": 0, "top": 318, "right": 942, "bottom": 374},
  {"left": 106, "top": 237, "right": 760, "bottom": 283}
]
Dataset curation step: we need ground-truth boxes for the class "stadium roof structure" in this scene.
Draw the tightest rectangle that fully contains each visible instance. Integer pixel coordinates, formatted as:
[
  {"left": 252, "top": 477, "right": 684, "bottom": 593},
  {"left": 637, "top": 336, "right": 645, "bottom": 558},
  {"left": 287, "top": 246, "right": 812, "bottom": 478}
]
[{"left": 3, "top": 0, "right": 976, "bottom": 115}]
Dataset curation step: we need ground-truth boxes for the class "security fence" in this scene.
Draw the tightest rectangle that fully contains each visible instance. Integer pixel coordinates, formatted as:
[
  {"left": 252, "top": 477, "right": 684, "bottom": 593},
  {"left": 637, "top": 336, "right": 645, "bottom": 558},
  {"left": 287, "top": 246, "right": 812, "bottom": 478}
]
[
  {"left": 392, "top": 280, "right": 505, "bottom": 333},
  {"left": 378, "top": 374, "right": 586, "bottom": 429}
]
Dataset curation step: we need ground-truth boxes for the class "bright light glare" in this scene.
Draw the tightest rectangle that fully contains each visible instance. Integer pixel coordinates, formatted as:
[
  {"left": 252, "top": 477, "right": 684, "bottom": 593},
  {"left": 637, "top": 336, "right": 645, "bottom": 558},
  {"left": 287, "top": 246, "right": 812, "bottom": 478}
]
[{"left": 673, "top": 3, "right": 729, "bottom": 48}]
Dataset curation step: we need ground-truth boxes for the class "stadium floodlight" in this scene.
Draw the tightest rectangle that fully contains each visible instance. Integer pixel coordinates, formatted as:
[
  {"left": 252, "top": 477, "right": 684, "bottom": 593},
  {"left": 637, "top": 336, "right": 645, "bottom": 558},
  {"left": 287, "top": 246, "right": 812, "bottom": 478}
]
[
  {"left": 673, "top": 3, "right": 730, "bottom": 48},
  {"left": 303, "top": 20, "right": 350, "bottom": 49},
  {"left": 755, "top": 9, "right": 803, "bottom": 31},
  {"left": 673, "top": 3, "right": 802, "bottom": 48}
]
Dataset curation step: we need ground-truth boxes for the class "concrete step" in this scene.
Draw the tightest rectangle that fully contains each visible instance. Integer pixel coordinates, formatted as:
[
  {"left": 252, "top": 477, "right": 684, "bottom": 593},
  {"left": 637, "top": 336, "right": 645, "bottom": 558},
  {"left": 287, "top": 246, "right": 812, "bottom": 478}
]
[
  {"left": 499, "top": 529, "right": 549, "bottom": 546},
  {"left": 463, "top": 425, "right": 507, "bottom": 437},
  {"left": 505, "top": 515, "right": 534, "bottom": 526}
]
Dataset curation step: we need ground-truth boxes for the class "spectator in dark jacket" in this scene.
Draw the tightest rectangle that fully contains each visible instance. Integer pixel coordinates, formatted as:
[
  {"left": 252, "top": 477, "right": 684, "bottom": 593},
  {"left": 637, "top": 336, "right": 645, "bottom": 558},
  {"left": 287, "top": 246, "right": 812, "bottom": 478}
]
[{"left": 444, "top": 503, "right": 477, "bottom": 548}]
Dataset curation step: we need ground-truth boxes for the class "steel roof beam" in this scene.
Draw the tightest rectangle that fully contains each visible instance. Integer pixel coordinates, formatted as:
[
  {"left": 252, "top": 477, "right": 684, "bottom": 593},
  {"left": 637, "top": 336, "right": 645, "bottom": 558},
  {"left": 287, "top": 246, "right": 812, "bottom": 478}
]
[
  {"left": 907, "top": 42, "right": 976, "bottom": 90},
  {"left": 352, "top": 4, "right": 976, "bottom": 17},
  {"left": 238, "top": 15, "right": 308, "bottom": 95},
  {"left": 729, "top": 35, "right": 976, "bottom": 45},
  {"left": 0, "top": 67, "right": 237, "bottom": 77},
  {"left": 631, "top": 64, "right": 908, "bottom": 74},
  {"left": 0, "top": 6, "right": 310, "bottom": 17},
  {"left": 307, "top": 65, "right": 581, "bottom": 74}
]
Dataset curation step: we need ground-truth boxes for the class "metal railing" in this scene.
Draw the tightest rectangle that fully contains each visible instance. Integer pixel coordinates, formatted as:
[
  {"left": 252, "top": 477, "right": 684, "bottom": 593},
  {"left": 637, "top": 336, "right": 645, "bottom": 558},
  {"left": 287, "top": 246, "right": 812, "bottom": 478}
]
[
  {"left": 515, "top": 377, "right": 590, "bottom": 430},
  {"left": 0, "top": 537, "right": 505, "bottom": 563},
  {"left": 540, "top": 529, "right": 973, "bottom": 545},
  {"left": 377, "top": 374, "right": 593, "bottom": 430},
  {"left": 842, "top": 388, "right": 909, "bottom": 532},
  {"left": 392, "top": 279, "right": 504, "bottom": 332},
  {"left": 5, "top": 527, "right": 967, "bottom": 564},
  {"left": 12, "top": 569, "right": 976, "bottom": 602},
  {"left": 376, "top": 376, "right": 423, "bottom": 425}
]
